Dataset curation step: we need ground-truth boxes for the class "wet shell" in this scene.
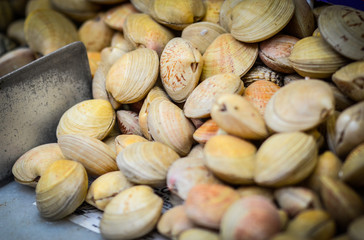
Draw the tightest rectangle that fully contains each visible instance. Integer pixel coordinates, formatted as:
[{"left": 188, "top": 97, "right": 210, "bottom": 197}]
[
  {"left": 264, "top": 79, "right": 335, "bottom": 133},
  {"left": 318, "top": 5, "right": 364, "bottom": 60},
  {"left": 193, "top": 119, "right": 220, "bottom": 144},
  {"left": 202, "top": 0, "right": 224, "bottom": 24},
  {"left": 288, "top": 36, "right": 349, "bottom": 79},
  {"left": 259, "top": 34, "right": 299, "bottom": 74},
  {"left": 184, "top": 73, "right": 245, "bottom": 119},
  {"left": 332, "top": 61, "right": 364, "bottom": 102},
  {"left": 123, "top": 13, "right": 174, "bottom": 56},
  {"left": 147, "top": 98, "right": 195, "bottom": 156},
  {"left": 254, "top": 132, "right": 318, "bottom": 187},
  {"left": 110, "top": 32, "right": 135, "bottom": 52},
  {"left": 58, "top": 134, "right": 118, "bottom": 177},
  {"left": 211, "top": 94, "right": 269, "bottom": 140},
  {"left": 230, "top": 0, "right": 295, "bottom": 43},
  {"left": 56, "top": 99, "right": 116, "bottom": 140},
  {"left": 219, "top": 0, "right": 243, "bottom": 31},
  {"left": 11, "top": 143, "right": 65, "bottom": 187},
  {"left": 201, "top": 33, "right": 258, "bottom": 81},
  {"left": 116, "top": 141, "right": 180, "bottom": 186},
  {"left": 166, "top": 157, "right": 221, "bottom": 200},
  {"left": 104, "top": 3, "right": 139, "bottom": 31},
  {"left": 50, "top": 0, "right": 101, "bottom": 22},
  {"left": 242, "top": 65, "right": 284, "bottom": 87},
  {"left": 181, "top": 21, "right": 226, "bottom": 54},
  {"left": 36, "top": 160, "right": 88, "bottom": 220},
  {"left": 244, "top": 80, "right": 281, "bottom": 116},
  {"left": 204, "top": 135, "right": 257, "bottom": 184},
  {"left": 160, "top": 37, "right": 203, "bottom": 103},
  {"left": 106, "top": 48, "right": 159, "bottom": 104},
  {"left": 284, "top": 0, "right": 315, "bottom": 38},
  {"left": 24, "top": 9, "right": 79, "bottom": 56}
]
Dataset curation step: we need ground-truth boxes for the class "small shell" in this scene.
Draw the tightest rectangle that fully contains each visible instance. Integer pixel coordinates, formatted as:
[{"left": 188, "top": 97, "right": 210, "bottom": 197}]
[
  {"left": 116, "top": 110, "right": 143, "bottom": 136},
  {"left": 187, "top": 144, "right": 205, "bottom": 158},
  {"left": 116, "top": 141, "right": 180, "bottom": 186},
  {"left": 236, "top": 186, "right": 274, "bottom": 201},
  {"left": 110, "top": 32, "right": 135, "bottom": 52},
  {"left": 56, "top": 99, "right": 116, "bottom": 140},
  {"left": 340, "top": 143, "right": 364, "bottom": 187},
  {"left": 264, "top": 79, "right": 335, "bottom": 133},
  {"left": 147, "top": 98, "right": 195, "bottom": 156},
  {"left": 193, "top": 119, "right": 219, "bottom": 144},
  {"left": 0, "top": 48, "right": 35, "bottom": 77},
  {"left": 86, "top": 171, "right": 133, "bottom": 211},
  {"left": 219, "top": 0, "right": 243, "bottom": 31},
  {"left": 6, "top": 19, "right": 26, "bottom": 45},
  {"left": 106, "top": 48, "right": 159, "bottom": 104},
  {"left": 114, "top": 134, "right": 149, "bottom": 155},
  {"left": 201, "top": 33, "right": 258, "bottom": 81},
  {"left": 26, "top": 0, "right": 52, "bottom": 16},
  {"left": 329, "top": 83, "right": 355, "bottom": 111},
  {"left": 87, "top": 51, "right": 101, "bottom": 78},
  {"left": 104, "top": 3, "right": 139, "bottom": 31},
  {"left": 50, "top": 0, "right": 100, "bottom": 22},
  {"left": 284, "top": 0, "right": 315, "bottom": 38},
  {"left": 242, "top": 65, "right": 284, "bottom": 87},
  {"left": 202, "top": 0, "right": 224, "bottom": 24},
  {"left": 11, "top": 143, "right": 65, "bottom": 187},
  {"left": 160, "top": 37, "right": 203, "bottom": 103},
  {"left": 179, "top": 228, "right": 220, "bottom": 240},
  {"left": 184, "top": 73, "right": 245, "bottom": 119},
  {"left": 230, "top": 0, "right": 295, "bottom": 43},
  {"left": 58, "top": 134, "right": 118, "bottom": 177},
  {"left": 204, "top": 135, "right": 257, "bottom": 184},
  {"left": 181, "top": 21, "right": 226, "bottom": 54}
]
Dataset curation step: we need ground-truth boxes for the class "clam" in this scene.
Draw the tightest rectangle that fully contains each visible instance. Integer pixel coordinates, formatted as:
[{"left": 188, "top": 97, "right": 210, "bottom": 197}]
[
  {"left": 219, "top": 0, "right": 243, "bottom": 31},
  {"left": 100, "top": 185, "right": 163, "bottom": 239},
  {"left": 185, "top": 183, "right": 240, "bottom": 229},
  {"left": 283, "top": 73, "right": 302, "bottom": 85},
  {"left": 340, "top": 143, "right": 364, "bottom": 187},
  {"left": 332, "top": 61, "right": 364, "bottom": 102},
  {"left": 181, "top": 21, "right": 226, "bottom": 54},
  {"left": 147, "top": 98, "right": 195, "bottom": 156},
  {"left": 56, "top": 99, "right": 116, "bottom": 140},
  {"left": 50, "top": 0, "right": 101, "bottom": 22},
  {"left": 24, "top": 9, "right": 79, "bottom": 56},
  {"left": 36, "top": 160, "right": 88, "bottom": 220},
  {"left": 211, "top": 94, "right": 269, "bottom": 140},
  {"left": 187, "top": 144, "right": 205, "bottom": 158},
  {"left": 318, "top": 5, "right": 364, "bottom": 60},
  {"left": 193, "top": 119, "right": 219, "bottom": 144},
  {"left": 78, "top": 14, "right": 114, "bottom": 52},
  {"left": 58, "top": 134, "right": 118, "bottom": 177},
  {"left": 329, "top": 83, "right": 355, "bottom": 111},
  {"left": 184, "top": 73, "right": 245, "bottom": 119},
  {"left": 87, "top": 51, "right": 101, "bottom": 77},
  {"left": 106, "top": 48, "right": 159, "bottom": 104},
  {"left": 335, "top": 101, "right": 364, "bottom": 157},
  {"left": 230, "top": 0, "right": 295, "bottom": 43},
  {"left": 179, "top": 228, "right": 220, "bottom": 240},
  {"left": 160, "top": 37, "right": 203, "bottom": 103},
  {"left": 259, "top": 34, "right": 299, "bottom": 74},
  {"left": 12, "top": 143, "right": 65, "bottom": 187},
  {"left": 104, "top": 3, "right": 139, "bottom": 31},
  {"left": 312, "top": 28, "right": 321, "bottom": 37},
  {"left": 167, "top": 157, "right": 221, "bottom": 200},
  {"left": 201, "top": 33, "right": 258, "bottom": 81},
  {"left": 0, "top": 48, "right": 35, "bottom": 77},
  {"left": 116, "top": 110, "right": 142, "bottom": 136},
  {"left": 236, "top": 186, "right": 274, "bottom": 202},
  {"left": 254, "top": 132, "right": 318, "bottom": 187},
  {"left": 264, "top": 79, "right": 335, "bottom": 133},
  {"left": 242, "top": 65, "right": 284, "bottom": 87},
  {"left": 123, "top": 13, "right": 174, "bottom": 56},
  {"left": 25, "top": 0, "right": 52, "bottom": 16},
  {"left": 6, "top": 19, "right": 26, "bottom": 46},
  {"left": 326, "top": 111, "right": 340, "bottom": 154},
  {"left": 288, "top": 36, "right": 349, "bottom": 78},
  {"left": 114, "top": 134, "right": 148, "bottom": 155},
  {"left": 244, "top": 80, "right": 281, "bottom": 115},
  {"left": 116, "top": 141, "right": 180, "bottom": 186},
  {"left": 203, "top": 135, "right": 256, "bottom": 184},
  {"left": 110, "top": 32, "right": 135, "bottom": 52},
  {"left": 202, "top": 0, "right": 224, "bottom": 24},
  {"left": 138, "top": 86, "right": 169, "bottom": 140},
  {"left": 86, "top": 171, "right": 133, "bottom": 211},
  {"left": 284, "top": 0, "right": 315, "bottom": 38},
  {"left": 221, "top": 196, "right": 281, "bottom": 240}
]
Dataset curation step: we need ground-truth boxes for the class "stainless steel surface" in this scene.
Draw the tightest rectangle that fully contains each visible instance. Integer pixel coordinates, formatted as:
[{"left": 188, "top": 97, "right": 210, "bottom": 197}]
[{"left": 0, "top": 41, "right": 93, "bottom": 182}]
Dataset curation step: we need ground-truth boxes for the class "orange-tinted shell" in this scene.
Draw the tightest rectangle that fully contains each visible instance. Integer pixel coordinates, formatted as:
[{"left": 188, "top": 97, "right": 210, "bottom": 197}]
[
  {"left": 244, "top": 80, "right": 280, "bottom": 115},
  {"left": 104, "top": 3, "right": 139, "bottom": 31},
  {"left": 193, "top": 119, "right": 219, "bottom": 144},
  {"left": 87, "top": 51, "right": 101, "bottom": 77}
]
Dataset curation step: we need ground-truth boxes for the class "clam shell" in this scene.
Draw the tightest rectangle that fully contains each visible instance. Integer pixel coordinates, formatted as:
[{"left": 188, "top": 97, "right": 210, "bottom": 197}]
[
  {"left": 264, "top": 79, "right": 335, "bottom": 133},
  {"left": 115, "top": 134, "right": 148, "bottom": 155},
  {"left": 116, "top": 141, "right": 180, "bottom": 186},
  {"left": 106, "top": 48, "right": 159, "bottom": 104},
  {"left": 116, "top": 110, "right": 142, "bottom": 136},
  {"left": 179, "top": 228, "right": 220, "bottom": 240},
  {"left": 100, "top": 185, "right": 163, "bottom": 239},
  {"left": 160, "top": 37, "right": 203, "bottom": 103},
  {"left": 0, "top": 48, "right": 35, "bottom": 77},
  {"left": 318, "top": 5, "right": 364, "bottom": 60},
  {"left": 242, "top": 65, "right": 284, "bottom": 87},
  {"left": 284, "top": 0, "right": 315, "bottom": 38},
  {"left": 87, "top": 51, "right": 101, "bottom": 78},
  {"left": 50, "top": 0, "right": 101, "bottom": 22},
  {"left": 26, "top": 0, "right": 52, "bottom": 16},
  {"left": 147, "top": 98, "right": 195, "bottom": 156},
  {"left": 86, "top": 171, "right": 133, "bottom": 211},
  {"left": 187, "top": 144, "right": 205, "bottom": 158},
  {"left": 329, "top": 83, "right": 355, "bottom": 111},
  {"left": 193, "top": 119, "right": 219, "bottom": 144},
  {"left": 24, "top": 9, "right": 79, "bottom": 56},
  {"left": 211, "top": 94, "right": 269, "bottom": 140},
  {"left": 236, "top": 186, "right": 274, "bottom": 201},
  {"left": 244, "top": 80, "right": 281, "bottom": 116},
  {"left": 181, "top": 21, "right": 226, "bottom": 54},
  {"left": 204, "top": 135, "right": 257, "bottom": 184},
  {"left": 202, "top": 0, "right": 224, "bottom": 24},
  {"left": 36, "top": 160, "right": 88, "bottom": 220},
  {"left": 184, "top": 73, "right": 245, "bottom": 119},
  {"left": 340, "top": 143, "right": 364, "bottom": 187},
  {"left": 288, "top": 36, "right": 349, "bottom": 79},
  {"left": 11, "top": 143, "right": 65, "bottom": 187},
  {"left": 332, "top": 61, "right": 364, "bottom": 102},
  {"left": 56, "top": 99, "right": 116, "bottom": 140},
  {"left": 6, "top": 19, "right": 26, "bottom": 45},
  {"left": 254, "top": 132, "right": 318, "bottom": 187},
  {"left": 201, "top": 33, "right": 258, "bottom": 81},
  {"left": 123, "top": 13, "right": 174, "bottom": 56},
  {"left": 58, "top": 134, "right": 118, "bottom": 177},
  {"left": 230, "top": 0, "right": 295, "bottom": 43},
  {"left": 219, "top": 0, "right": 243, "bottom": 31},
  {"left": 166, "top": 157, "right": 221, "bottom": 200},
  {"left": 104, "top": 3, "right": 139, "bottom": 31}
]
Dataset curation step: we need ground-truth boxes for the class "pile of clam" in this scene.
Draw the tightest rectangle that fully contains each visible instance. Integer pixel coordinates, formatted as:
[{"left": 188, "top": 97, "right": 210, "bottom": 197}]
[{"left": 5, "top": 0, "right": 364, "bottom": 239}]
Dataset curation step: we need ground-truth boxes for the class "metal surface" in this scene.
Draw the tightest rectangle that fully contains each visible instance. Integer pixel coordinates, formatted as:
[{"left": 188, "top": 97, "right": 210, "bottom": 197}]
[{"left": 0, "top": 41, "right": 93, "bottom": 182}]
